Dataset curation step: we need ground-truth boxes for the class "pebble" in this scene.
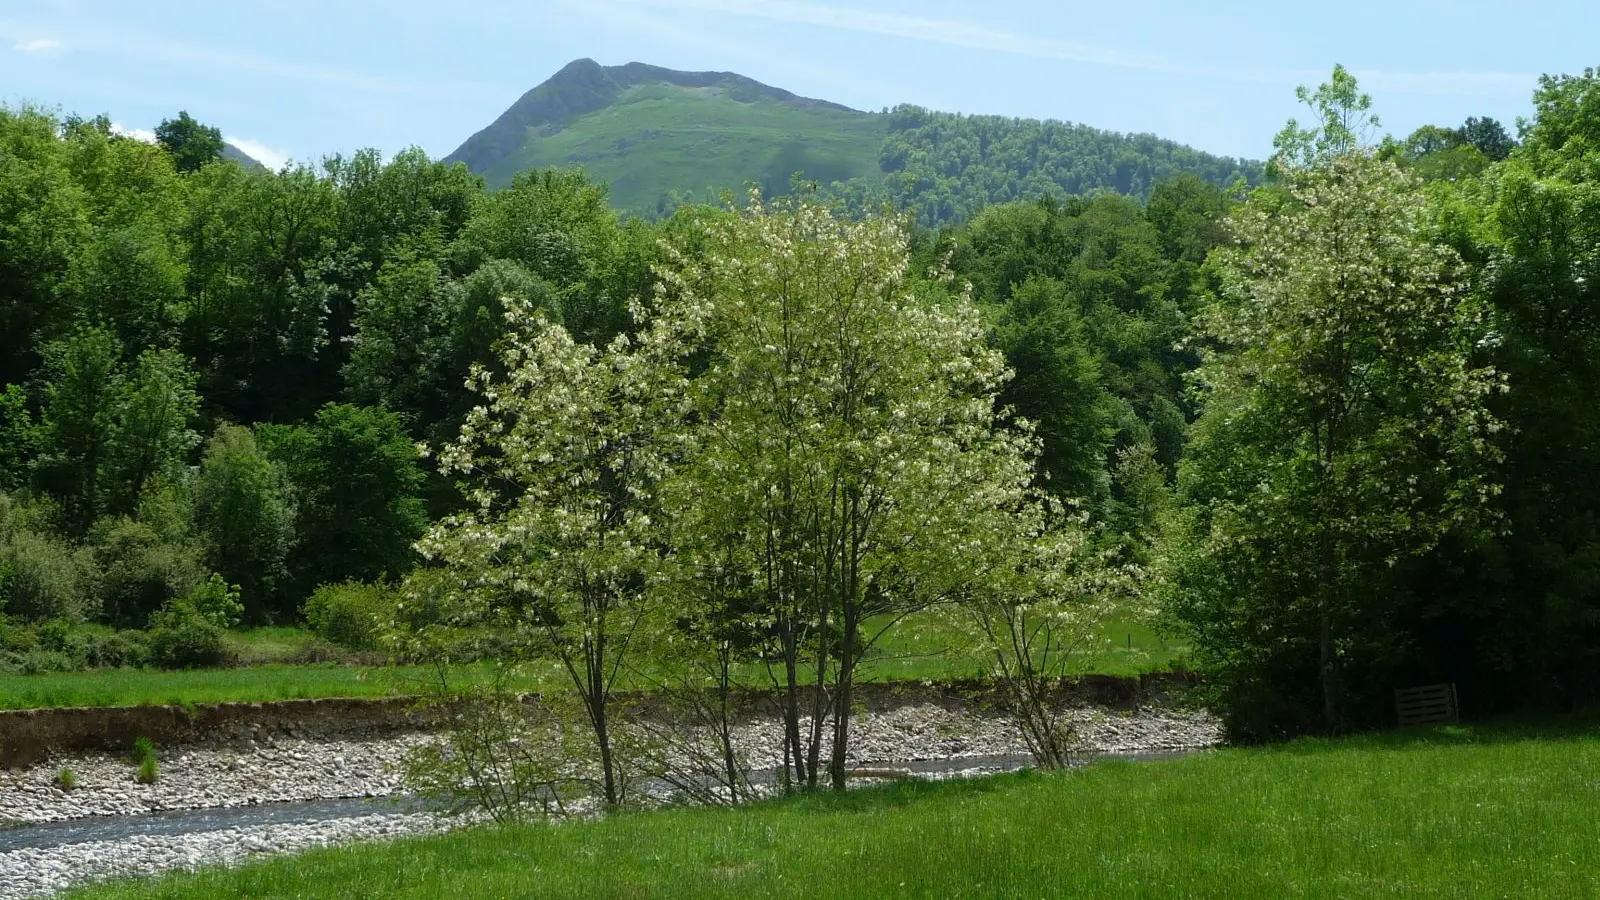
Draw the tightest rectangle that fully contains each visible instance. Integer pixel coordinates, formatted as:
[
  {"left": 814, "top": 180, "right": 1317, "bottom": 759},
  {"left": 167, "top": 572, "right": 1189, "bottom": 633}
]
[
  {"left": 0, "top": 703, "right": 1219, "bottom": 899},
  {"left": 0, "top": 814, "right": 446, "bottom": 900}
]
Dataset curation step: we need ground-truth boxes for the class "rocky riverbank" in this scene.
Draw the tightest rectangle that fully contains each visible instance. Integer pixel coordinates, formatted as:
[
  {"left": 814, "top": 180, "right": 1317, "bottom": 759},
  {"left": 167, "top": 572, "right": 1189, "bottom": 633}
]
[
  {"left": 1, "top": 813, "right": 443, "bottom": 900},
  {"left": 0, "top": 703, "right": 1220, "bottom": 898}
]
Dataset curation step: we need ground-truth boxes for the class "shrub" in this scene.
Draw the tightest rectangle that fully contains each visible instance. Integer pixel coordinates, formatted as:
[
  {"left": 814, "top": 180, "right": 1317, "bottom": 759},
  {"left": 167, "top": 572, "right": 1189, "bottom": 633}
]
[
  {"left": 136, "top": 755, "right": 159, "bottom": 784},
  {"left": 147, "top": 574, "right": 241, "bottom": 669},
  {"left": 303, "top": 580, "right": 391, "bottom": 651},
  {"left": 6, "top": 648, "right": 76, "bottom": 674},
  {"left": 128, "top": 736, "right": 157, "bottom": 765},
  {"left": 89, "top": 514, "right": 207, "bottom": 628},
  {"left": 0, "top": 621, "right": 150, "bottom": 672},
  {"left": 82, "top": 628, "right": 151, "bottom": 669},
  {"left": 0, "top": 621, "right": 37, "bottom": 655},
  {"left": 34, "top": 618, "right": 78, "bottom": 653},
  {"left": 0, "top": 527, "right": 98, "bottom": 622},
  {"left": 55, "top": 767, "right": 77, "bottom": 791}
]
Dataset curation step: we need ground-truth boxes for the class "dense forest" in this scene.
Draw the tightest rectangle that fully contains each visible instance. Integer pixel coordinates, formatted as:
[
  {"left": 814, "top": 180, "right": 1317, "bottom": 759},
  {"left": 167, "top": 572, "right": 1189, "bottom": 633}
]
[
  {"left": 1, "top": 64, "right": 1597, "bottom": 745},
  {"left": 828, "top": 104, "right": 1260, "bottom": 225}
]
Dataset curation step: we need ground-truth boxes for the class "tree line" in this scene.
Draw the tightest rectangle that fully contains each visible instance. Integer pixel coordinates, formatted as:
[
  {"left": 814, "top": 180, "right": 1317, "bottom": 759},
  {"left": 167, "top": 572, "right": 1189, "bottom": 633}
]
[{"left": 1, "top": 65, "right": 1597, "bottom": 759}]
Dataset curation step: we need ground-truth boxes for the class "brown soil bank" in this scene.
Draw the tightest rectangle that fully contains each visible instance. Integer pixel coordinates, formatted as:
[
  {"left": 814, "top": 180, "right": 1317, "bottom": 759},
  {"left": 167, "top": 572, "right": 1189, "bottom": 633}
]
[{"left": 0, "top": 672, "right": 1197, "bottom": 769}]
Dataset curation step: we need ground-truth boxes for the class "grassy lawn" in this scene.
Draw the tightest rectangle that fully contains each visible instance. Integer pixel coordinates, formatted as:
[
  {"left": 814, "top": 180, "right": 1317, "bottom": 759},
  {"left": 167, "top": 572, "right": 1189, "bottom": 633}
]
[
  {"left": 64, "top": 718, "right": 1599, "bottom": 899},
  {"left": 864, "top": 611, "right": 1189, "bottom": 681},
  {"left": 1, "top": 615, "right": 1187, "bottom": 710},
  {"left": 0, "top": 664, "right": 400, "bottom": 710}
]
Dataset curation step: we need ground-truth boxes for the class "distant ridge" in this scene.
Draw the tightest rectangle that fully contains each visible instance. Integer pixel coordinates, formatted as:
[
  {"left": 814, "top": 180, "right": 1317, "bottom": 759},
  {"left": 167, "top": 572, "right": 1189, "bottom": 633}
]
[
  {"left": 222, "top": 142, "right": 268, "bottom": 171},
  {"left": 447, "top": 58, "right": 1262, "bottom": 223},
  {"left": 445, "top": 58, "right": 857, "bottom": 174}
]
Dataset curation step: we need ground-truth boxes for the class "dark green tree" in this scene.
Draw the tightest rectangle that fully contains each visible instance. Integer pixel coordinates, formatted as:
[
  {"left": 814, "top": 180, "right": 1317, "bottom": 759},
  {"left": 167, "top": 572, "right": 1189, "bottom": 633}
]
[
  {"left": 989, "top": 276, "right": 1112, "bottom": 505},
  {"left": 106, "top": 348, "right": 200, "bottom": 515},
  {"left": 1461, "top": 116, "right": 1516, "bottom": 162},
  {"left": 33, "top": 326, "right": 124, "bottom": 534},
  {"left": 257, "top": 404, "right": 427, "bottom": 602},
  {"left": 155, "top": 111, "right": 225, "bottom": 174},
  {"left": 193, "top": 424, "right": 296, "bottom": 622}
]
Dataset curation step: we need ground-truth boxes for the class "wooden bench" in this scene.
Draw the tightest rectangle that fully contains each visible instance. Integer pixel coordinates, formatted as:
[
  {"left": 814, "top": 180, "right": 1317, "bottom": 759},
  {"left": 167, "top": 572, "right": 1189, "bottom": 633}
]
[{"left": 1394, "top": 683, "right": 1459, "bottom": 727}]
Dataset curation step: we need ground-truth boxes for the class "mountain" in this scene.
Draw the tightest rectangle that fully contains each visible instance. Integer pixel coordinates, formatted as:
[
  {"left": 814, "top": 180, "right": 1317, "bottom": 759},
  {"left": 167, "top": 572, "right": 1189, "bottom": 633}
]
[
  {"left": 448, "top": 59, "right": 1262, "bottom": 223},
  {"left": 222, "top": 141, "right": 268, "bottom": 171},
  {"left": 446, "top": 58, "right": 886, "bottom": 212}
]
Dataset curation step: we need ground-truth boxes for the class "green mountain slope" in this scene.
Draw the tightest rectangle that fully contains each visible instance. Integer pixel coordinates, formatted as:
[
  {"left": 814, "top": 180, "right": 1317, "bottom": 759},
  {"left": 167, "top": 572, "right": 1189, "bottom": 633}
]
[
  {"left": 447, "top": 59, "right": 886, "bottom": 212},
  {"left": 448, "top": 59, "right": 1262, "bottom": 222}
]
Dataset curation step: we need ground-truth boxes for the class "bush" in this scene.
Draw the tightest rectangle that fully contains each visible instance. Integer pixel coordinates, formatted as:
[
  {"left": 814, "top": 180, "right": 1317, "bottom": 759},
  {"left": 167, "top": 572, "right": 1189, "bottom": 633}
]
[
  {"left": 90, "top": 515, "right": 207, "bottom": 628},
  {"left": 147, "top": 574, "right": 241, "bottom": 669},
  {"left": 147, "top": 615, "right": 224, "bottom": 669},
  {"left": 0, "top": 527, "right": 98, "bottom": 622},
  {"left": 0, "top": 621, "right": 151, "bottom": 672},
  {"left": 6, "top": 648, "right": 76, "bottom": 674},
  {"left": 55, "top": 766, "right": 77, "bottom": 791},
  {"left": 0, "top": 620, "right": 36, "bottom": 654},
  {"left": 303, "top": 580, "right": 391, "bottom": 651},
  {"left": 136, "top": 755, "right": 159, "bottom": 784},
  {"left": 82, "top": 628, "right": 151, "bottom": 668}
]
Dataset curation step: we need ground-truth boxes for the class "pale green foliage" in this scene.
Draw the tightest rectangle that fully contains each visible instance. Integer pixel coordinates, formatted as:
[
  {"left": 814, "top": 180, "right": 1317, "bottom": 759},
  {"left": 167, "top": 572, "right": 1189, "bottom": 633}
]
[
  {"left": 303, "top": 580, "right": 391, "bottom": 651},
  {"left": 1172, "top": 151, "right": 1504, "bottom": 734},
  {"left": 400, "top": 663, "right": 595, "bottom": 824},
  {"left": 406, "top": 295, "right": 685, "bottom": 807},
  {"left": 108, "top": 348, "right": 201, "bottom": 516},
  {"left": 955, "top": 503, "right": 1141, "bottom": 767},
  {"left": 0, "top": 497, "right": 98, "bottom": 622},
  {"left": 147, "top": 573, "right": 242, "bottom": 669},
  {"left": 655, "top": 191, "right": 1048, "bottom": 789},
  {"left": 1272, "top": 65, "right": 1380, "bottom": 175}
]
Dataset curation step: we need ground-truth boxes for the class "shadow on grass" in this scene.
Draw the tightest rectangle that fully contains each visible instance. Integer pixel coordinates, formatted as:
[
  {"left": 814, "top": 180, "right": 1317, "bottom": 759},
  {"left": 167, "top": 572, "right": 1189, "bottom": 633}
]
[{"left": 1263, "top": 709, "right": 1600, "bottom": 755}]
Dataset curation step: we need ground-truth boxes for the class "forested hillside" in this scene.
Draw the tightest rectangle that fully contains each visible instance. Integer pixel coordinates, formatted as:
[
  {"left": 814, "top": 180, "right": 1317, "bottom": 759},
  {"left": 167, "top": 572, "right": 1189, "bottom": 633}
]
[
  {"left": 446, "top": 59, "right": 1261, "bottom": 222},
  {"left": 1, "top": 64, "right": 1596, "bottom": 748}
]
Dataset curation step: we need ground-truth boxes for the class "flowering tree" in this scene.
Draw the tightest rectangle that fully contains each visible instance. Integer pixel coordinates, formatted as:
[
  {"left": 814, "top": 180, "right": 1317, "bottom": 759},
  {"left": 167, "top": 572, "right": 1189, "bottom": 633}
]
[
  {"left": 657, "top": 193, "right": 1042, "bottom": 790},
  {"left": 956, "top": 501, "right": 1140, "bottom": 768},
  {"left": 1171, "top": 147, "right": 1505, "bottom": 737},
  {"left": 407, "top": 296, "right": 685, "bottom": 806}
]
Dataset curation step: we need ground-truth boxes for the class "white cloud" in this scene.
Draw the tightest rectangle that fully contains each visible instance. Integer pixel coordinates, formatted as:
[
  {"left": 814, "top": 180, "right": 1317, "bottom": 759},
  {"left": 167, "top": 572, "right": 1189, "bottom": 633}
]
[
  {"left": 12, "top": 38, "right": 62, "bottom": 54},
  {"left": 110, "top": 122, "right": 156, "bottom": 143},
  {"left": 611, "top": 0, "right": 1534, "bottom": 96},
  {"left": 224, "top": 136, "right": 291, "bottom": 171}
]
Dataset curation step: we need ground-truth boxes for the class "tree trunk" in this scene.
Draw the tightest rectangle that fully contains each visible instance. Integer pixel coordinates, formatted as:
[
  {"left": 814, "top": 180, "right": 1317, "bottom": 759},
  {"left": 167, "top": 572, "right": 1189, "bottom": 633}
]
[
  {"left": 587, "top": 645, "right": 619, "bottom": 806},
  {"left": 829, "top": 616, "right": 857, "bottom": 791},
  {"left": 1318, "top": 533, "right": 1339, "bottom": 731},
  {"left": 781, "top": 622, "right": 807, "bottom": 787},
  {"left": 806, "top": 603, "right": 829, "bottom": 791}
]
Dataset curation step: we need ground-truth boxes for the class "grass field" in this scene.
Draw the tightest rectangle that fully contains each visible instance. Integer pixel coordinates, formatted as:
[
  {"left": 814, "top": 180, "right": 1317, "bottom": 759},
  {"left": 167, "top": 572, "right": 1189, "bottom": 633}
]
[
  {"left": 486, "top": 82, "right": 888, "bottom": 209},
  {"left": 64, "top": 717, "right": 1599, "bottom": 899},
  {"left": 0, "top": 615, "right": 1188, "bottom": 710}
]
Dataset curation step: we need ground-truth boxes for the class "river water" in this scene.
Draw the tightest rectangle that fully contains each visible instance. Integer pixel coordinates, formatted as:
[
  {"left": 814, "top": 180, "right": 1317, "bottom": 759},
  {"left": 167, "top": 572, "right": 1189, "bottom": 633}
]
[{"left": 0, "top": 749, "right": 1194, "bottom": 854}]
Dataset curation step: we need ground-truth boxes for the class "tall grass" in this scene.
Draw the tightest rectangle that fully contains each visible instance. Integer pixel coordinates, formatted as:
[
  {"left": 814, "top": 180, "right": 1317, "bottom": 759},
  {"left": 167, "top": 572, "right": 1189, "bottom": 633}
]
[{"left": 65, "top": 721, "right": 1599, "bottom": 899}]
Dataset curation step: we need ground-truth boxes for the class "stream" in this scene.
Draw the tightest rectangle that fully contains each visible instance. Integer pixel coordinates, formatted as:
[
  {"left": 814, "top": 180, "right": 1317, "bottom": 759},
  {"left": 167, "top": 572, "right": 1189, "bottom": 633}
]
[{"left": 0, "top": 749, "right": 1193, "bottom": 854}]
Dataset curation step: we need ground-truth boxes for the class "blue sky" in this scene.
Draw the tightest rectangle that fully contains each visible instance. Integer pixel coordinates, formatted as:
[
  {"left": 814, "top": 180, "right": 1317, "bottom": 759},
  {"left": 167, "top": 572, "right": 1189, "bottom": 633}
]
[{"left": 1, "top": 0, "right": 1592, "bottom": 169}]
